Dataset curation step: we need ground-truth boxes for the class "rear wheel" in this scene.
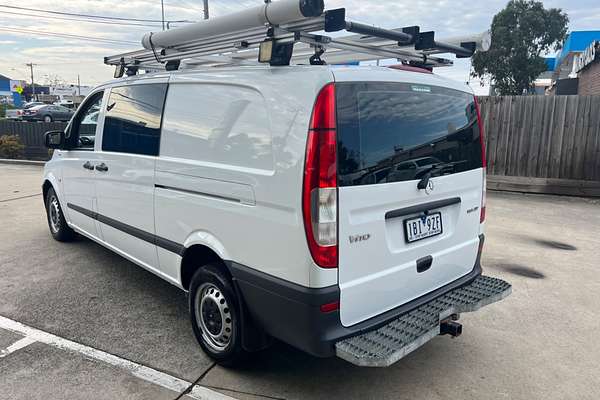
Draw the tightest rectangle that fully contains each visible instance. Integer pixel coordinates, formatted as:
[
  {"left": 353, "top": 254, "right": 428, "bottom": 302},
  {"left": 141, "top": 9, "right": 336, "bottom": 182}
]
[
  {"left": 43, "top": 115, "right": 52, "bottom": 122},
  {"left": 189, "top": 264, "right": 246, "bottom": 366},
  {"left": 45, "top": 187, "right": 75, "bottom": 242}
]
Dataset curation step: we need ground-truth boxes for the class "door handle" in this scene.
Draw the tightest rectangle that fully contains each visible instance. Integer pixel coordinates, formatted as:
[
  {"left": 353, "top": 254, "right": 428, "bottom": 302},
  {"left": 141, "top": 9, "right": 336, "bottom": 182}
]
[
  {"left": 83, "top": 161, "right": 94, "bottom": 170},
  {"left": 95, "top": 163, "right": 108, "bottom": 172}
]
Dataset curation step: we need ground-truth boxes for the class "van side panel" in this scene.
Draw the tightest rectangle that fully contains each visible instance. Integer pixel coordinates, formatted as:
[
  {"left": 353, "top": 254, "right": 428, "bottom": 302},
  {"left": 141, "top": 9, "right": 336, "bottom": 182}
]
[{"left": 154, "top": 67, "right": 335, "bottom": 287}]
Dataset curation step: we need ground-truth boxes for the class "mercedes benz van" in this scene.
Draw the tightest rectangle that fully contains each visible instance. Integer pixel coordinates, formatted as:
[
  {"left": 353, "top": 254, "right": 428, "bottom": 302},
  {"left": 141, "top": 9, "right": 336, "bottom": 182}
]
[{"left": 42, "top": 65, "right": 511, "bottom": 367}]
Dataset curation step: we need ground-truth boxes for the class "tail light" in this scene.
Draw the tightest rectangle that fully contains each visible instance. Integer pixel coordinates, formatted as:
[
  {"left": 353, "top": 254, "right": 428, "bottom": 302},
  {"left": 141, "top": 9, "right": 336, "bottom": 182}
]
[
  {"left": 474, "top": 97, "right": 486, "bottom": 223},
  {"left": 302, "top": 83, "right": 338, "bottom": 268}
]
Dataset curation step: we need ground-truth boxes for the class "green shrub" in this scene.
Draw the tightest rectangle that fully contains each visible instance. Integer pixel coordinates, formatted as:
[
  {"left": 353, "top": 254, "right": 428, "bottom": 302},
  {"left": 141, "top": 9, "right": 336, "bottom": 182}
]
[{"left": 0, "top": 134, "right": 25, "bottom": 159}]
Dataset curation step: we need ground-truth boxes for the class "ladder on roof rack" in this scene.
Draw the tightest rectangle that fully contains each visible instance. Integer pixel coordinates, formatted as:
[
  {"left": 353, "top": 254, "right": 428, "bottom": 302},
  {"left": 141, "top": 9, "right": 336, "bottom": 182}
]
[{"left": 104, "top": 0, "right": 491, "bottom": 76}]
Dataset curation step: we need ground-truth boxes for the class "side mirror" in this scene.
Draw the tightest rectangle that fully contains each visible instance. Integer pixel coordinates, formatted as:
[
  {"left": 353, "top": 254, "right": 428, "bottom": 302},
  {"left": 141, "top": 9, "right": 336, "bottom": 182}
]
[{"left": 44, "top": 130, "right": 64, "bottom": 149}]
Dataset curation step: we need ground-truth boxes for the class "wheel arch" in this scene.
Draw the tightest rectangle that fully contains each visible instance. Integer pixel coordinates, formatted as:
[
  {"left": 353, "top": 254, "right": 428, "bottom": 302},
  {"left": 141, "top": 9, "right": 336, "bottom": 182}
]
[
  {"left": 180, "top": 244, "right": 231, "bottom": 291},
  {"left": 42, "top": 174, "right": 64, "bottom": 212},
  {"left": 180, "top": 241, "right": 270, "bottom": 352},
  {"left": 42, "top": 180, "right": 53, "bottom": 208}
]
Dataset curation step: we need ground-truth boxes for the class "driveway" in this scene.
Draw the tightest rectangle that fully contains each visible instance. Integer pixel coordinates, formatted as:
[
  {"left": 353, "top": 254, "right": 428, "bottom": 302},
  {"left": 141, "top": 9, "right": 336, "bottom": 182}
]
[{"left": 0, "top": 163, "right": 598, "bottom": 399}]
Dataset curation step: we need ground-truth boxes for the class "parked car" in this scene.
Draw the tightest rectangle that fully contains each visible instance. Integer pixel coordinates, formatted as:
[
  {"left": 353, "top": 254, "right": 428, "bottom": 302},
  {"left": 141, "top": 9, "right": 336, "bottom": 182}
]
[
  {"left": 42, "top": 65, "right": 510, "bottom": 367},
  {"left": 22, "top": 104, "right": 74, "bottom": 122},
  {"left": 4, "top": 108, "right": 23, "bottom": 120},
  {"left": 386, "top": 157, "right": 448, "bottom": 182},
  {"left": 23, "top": 101, "right": 45, "bottom": 109}
]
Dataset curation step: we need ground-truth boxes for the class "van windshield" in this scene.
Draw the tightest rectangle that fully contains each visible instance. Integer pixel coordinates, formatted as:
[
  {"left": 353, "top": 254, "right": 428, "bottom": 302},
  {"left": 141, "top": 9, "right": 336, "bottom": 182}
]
[{"left": 335, "top": 82, "right": 483, "bottom": 187}]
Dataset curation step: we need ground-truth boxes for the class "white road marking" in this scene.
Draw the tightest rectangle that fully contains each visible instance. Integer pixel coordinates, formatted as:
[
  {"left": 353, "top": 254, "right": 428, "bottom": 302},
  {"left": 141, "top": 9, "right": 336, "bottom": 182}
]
[
  {"left": 0, "top": 336, "right": 36, "bottom": 358},
  {"left": 0, "top": 315, "right": 234, "bottom": 400}
]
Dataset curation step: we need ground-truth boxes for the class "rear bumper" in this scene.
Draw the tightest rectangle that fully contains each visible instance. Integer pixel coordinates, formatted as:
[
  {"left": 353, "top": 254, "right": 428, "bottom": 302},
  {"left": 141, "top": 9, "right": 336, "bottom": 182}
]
[
  {"left": 336, "top": 275, "right": 511, "bottom": 366},
  {"left": 228, "top": 234, "right": 495, "bottom": 358}
]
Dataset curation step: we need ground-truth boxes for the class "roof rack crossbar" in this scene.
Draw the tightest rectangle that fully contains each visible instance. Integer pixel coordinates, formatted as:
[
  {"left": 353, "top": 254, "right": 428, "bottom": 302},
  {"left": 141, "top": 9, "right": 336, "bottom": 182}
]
[{"left": 105, "top": 0, "right": 490, "bottom": 74}]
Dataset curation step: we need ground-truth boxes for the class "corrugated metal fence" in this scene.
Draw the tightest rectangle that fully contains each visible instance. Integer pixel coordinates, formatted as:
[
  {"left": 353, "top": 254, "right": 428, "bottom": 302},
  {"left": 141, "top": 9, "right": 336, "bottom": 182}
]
[
  {"left": 0, "top": 121, "right": 67, "bottom": 161},
  {"left": 477, "top": 95, "right": 600, "bottom": 197}
]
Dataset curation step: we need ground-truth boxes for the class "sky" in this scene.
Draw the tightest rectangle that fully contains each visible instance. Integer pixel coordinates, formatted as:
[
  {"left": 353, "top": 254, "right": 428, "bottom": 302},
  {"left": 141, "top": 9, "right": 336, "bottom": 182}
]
[{"left": 1, "top": 0, "right": 599, "bottom": 95}]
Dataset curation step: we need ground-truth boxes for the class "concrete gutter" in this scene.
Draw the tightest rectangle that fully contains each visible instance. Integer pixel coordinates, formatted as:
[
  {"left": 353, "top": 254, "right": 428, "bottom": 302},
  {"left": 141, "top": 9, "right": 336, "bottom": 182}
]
[{"left": 0, "top": 159, "right": 45, "bottom": 166}]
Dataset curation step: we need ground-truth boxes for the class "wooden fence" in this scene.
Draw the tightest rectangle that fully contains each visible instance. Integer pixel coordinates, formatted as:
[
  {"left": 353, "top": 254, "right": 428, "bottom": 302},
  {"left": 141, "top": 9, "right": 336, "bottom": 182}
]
[
  {"left": 477, "top": 95, "right": 600, "bottom": 197},
  {"left": 0, "top": 120, "right": 68, "bottom": 161},
  {"left": 1, "top": 96, "right": 599, "bottom": 196}
]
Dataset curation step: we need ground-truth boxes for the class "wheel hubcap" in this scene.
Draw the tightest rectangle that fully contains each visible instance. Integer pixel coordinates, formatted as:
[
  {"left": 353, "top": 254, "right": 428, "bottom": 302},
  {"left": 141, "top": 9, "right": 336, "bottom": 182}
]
[
  {"left": 195, "top": 283, "right": 233, "bottom": 352},
  {"left": 49, "top": 196, "right": 61, "bottom": 233}
]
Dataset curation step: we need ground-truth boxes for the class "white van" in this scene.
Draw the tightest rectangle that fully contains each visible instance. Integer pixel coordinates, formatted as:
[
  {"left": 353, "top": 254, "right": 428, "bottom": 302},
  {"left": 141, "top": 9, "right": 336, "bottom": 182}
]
[{"left": 42, "top": 64, "right": 511, "bottom": 367}]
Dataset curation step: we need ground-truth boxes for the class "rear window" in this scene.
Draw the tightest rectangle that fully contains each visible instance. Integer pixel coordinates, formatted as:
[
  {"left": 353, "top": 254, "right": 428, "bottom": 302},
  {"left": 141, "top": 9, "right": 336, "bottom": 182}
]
[{"left": 336, "top": 82, "right": 482, "bottom": 187}]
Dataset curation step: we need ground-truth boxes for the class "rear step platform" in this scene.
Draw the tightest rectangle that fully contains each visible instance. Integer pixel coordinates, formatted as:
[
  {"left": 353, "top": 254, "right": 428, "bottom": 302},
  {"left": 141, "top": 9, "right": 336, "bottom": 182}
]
[{"left": 335, "top": 275, "right": 511, "bottom": 367}]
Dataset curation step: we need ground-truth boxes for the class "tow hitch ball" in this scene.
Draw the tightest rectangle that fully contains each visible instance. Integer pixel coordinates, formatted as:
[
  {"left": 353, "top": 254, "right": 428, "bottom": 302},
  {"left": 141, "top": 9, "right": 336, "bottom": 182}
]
[{"left": 440, "top": 319, "right": 463, "bottom": 337}]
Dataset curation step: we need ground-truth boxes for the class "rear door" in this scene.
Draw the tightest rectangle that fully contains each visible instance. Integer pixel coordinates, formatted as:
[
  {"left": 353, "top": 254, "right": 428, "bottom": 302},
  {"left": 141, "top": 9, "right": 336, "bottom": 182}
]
[{"left": 335, "top": 81, "right": 485, "bottom": 327}]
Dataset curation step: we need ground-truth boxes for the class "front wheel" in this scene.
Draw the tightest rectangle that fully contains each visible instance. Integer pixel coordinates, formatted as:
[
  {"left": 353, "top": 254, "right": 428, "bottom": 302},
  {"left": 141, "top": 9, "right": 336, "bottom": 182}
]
[
  {"left": 189, "top": 264, "right": 246, "bottom": 367},
  {"left": 43, "top": 115, "right": 53, "bottom": 122},
  {"left": 45, "top": 187, "right": 75, "bottom": 242}
]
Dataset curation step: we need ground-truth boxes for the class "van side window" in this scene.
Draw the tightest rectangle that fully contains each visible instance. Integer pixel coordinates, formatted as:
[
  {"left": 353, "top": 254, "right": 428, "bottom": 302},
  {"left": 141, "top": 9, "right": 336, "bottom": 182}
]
[
  {"left": 67, "top": 91, "right": 103, "bottom": 150},
  {"left": 102, "top": 84, "right": 168, "bottom": 156},
  {"left": 160, "top": 84, "right": 273, "bottom": 170}
]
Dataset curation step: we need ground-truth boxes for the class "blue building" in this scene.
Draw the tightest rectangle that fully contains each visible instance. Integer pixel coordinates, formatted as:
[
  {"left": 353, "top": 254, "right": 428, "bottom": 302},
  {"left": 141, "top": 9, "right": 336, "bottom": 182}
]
[
  {"left": 555, "top": 31, "right": 600, "bottom": 67},
  {"left": 0, "top": 74, "right": 11, "bottom": 96},
  {"left": 547, "top": 30, "right": 600, "bottom": 94}
]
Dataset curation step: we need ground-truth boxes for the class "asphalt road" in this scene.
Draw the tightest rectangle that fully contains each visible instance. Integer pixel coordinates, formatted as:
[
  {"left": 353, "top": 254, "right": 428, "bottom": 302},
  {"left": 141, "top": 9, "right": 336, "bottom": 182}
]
[{"left": 0, "top": 163, "right": 599, "bottom": 399}]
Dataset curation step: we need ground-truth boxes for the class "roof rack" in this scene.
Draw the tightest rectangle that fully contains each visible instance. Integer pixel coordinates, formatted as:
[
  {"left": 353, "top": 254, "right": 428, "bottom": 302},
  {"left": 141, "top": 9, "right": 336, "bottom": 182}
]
[{"left": 104, "top": 0, "right": 490, "bottom": 77}]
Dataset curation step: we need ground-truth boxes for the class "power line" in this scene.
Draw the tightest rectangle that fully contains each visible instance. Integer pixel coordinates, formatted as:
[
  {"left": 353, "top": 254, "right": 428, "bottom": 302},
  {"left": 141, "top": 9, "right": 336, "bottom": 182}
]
[
  {"left": 0, "top": 4, "right": 194, "bottom": 23},
  {"left": 0, "top": 10, "right": 165, "bottom": 28},
  {"left": 0, "top": 27, "right": 138, "bottom": 46}
]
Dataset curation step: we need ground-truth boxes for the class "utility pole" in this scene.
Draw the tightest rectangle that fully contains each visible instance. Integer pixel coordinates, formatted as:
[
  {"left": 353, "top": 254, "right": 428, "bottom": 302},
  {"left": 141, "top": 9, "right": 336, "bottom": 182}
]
[
  {"left": 77, "top": 74, "right": 81, "bottom": 96},
  {"left": 203, "top": 0, "right": 209, "bottom": 19},
  {"left": 25, "top": 63, "right": 36, "bottom": 101},
  {"left": 161, "top": 0, "right": 165, "bottom": 30}
]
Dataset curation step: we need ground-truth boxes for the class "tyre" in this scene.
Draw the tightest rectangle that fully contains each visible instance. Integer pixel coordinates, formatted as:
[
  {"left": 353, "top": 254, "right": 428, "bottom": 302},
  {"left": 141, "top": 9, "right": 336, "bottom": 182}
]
[
  {"left": 45, "top": 187, "right": 75, "bottom": 242},
  {"left": 189, "top": 264, "right": 246, "bottom": 366},
  {"left": 43, "top": 115, "right": 53, "bottom": 122}
]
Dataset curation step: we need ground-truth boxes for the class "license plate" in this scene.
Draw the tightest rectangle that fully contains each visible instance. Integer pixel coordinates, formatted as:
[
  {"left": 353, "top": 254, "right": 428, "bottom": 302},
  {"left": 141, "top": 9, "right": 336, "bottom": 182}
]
[{"left": 404, "top": 212, "right": 443, "bottom": 243}]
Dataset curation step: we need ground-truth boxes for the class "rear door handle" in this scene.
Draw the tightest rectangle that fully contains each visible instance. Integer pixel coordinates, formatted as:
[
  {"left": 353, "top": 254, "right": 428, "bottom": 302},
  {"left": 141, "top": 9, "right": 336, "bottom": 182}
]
[
  {"left": 416, "top": 255, "right": 433, "bottom": 273},
  {"left": 82, "top": 161, "right": 94, "bottom": 170},
  {"left": 95, "top": 163, "right": 108, "bottom": 172}
]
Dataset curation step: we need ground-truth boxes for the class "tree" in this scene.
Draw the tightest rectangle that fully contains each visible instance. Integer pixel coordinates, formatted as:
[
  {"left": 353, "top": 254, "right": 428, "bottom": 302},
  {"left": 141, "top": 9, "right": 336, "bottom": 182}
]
[{"left": 471, "top": 0, "right": 568, "bottom": 95}]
